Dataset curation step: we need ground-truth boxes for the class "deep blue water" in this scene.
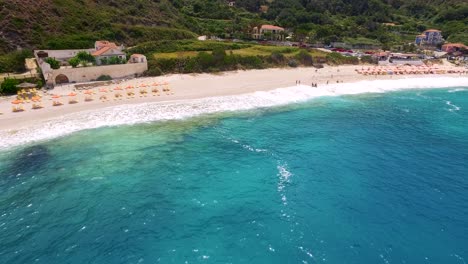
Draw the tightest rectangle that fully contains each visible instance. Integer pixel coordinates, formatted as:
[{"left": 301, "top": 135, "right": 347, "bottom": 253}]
[{"left": 0, "top": 88, "right": 467, "bottom": 264}]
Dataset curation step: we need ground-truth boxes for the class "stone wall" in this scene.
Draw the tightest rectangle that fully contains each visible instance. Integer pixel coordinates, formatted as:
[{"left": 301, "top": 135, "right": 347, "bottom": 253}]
[
  {"left": 46, "top": 63, "right": 148, "bottom": 85},
  {"left": 389, "top": 60, "right": 424, "bottom": 66},
  {"left": 34, "top": 49, "right": 95, "bottom": 61}
]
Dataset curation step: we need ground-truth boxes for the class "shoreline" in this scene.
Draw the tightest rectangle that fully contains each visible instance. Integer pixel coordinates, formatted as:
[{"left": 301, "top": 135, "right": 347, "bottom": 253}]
[{"left": 0, "top": 65, "right": 467, "bottom": 149}]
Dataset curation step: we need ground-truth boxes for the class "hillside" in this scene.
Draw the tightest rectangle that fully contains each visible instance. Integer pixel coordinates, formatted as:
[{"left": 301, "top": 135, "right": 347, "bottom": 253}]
[
  {"left": 1, "top": 0, "right": 466, "bottom": 53},
  {"left": 0, "top": 0, "right": 197, "bottom": 53},
  {"left": 0, "top": 0, "right": 466, "bottom": 73}
]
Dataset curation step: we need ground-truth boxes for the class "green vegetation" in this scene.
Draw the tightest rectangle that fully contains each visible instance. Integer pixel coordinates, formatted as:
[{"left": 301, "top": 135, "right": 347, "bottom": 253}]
[
  {"left": 68, "top": 57, "right": 80, "bottom": 68},
  {"left": 44, "top": 58, "right": 60, "bottom": 69},
  {"left": 0, "top": 77, "right": 42, "bottom": 95},
  {"left": 0, "top": 0, "right": 466, "bottom": 74},
  {"left": 0, "top": 0, "right": 198, "bottom": 53},
  {"left": 96, "top": 75, "right": 112, "bottom": 81},
  {"left": 101, "top": 57, "right": 126, "bottom": 65},
  {"left": 128, "top": 40, "right": 251, "bottom": 55},
  {"left": 0, "top": 50, "right": 33, "bottom": 73},
  {"left": 0, "top": 78, "right": 20, "bottom": 95},
  {"left": 143, "top": 42, "right": 332, "bottom": 74},
  {"left": 326, "top": 53, "right": 359, "bottom": 65},
  {"left": 68, "top": 51, "right": 96, "bottom": 67}
]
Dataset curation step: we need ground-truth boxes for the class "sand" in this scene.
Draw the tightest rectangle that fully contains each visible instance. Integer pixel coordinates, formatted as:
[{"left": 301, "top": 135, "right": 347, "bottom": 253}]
[{"left": 0, "top": 65, "right": 466, "bottom": 132}]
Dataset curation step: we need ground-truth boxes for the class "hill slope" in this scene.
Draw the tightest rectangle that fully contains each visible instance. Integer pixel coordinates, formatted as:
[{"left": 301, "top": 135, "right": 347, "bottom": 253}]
[
  {"left": 0, "top": 0, "right": 196, "bottom": 53},
  {"left": 0, "top": 0, "right": 466, "bottom": 54}
]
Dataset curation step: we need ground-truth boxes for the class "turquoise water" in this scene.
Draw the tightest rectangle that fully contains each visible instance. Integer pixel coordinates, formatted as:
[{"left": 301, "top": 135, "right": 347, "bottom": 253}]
[{"left": 1, "top": 88, "right": 468, "bottom": 263}]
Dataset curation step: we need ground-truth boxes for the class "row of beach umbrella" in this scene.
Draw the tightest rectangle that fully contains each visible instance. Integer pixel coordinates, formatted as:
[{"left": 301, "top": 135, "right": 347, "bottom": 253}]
[{"left": 8, "top": 82, "right": 172, "bottom": 113}]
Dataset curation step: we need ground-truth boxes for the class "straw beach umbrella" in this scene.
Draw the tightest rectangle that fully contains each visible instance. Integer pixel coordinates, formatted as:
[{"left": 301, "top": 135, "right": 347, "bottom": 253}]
[{"left": 68, "top": 92, "right": 78, "bottom": 104}]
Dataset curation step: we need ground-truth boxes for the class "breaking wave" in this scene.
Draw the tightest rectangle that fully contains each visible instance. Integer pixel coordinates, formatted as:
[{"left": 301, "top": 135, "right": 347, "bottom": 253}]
[{"left": 0, "top": 77, "right": 467, "bottom": 150}]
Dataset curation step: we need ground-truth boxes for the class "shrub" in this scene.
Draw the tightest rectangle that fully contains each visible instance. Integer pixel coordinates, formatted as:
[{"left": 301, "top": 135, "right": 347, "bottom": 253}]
[
  {"left": 360, "top": 55, "right": 376, "bottom": 64},
  {"left": 269, "top": 52, "right": 286, "bottom": 64},
  {"left": 326, "top": 52, "right": 359, "bottom": 65},
  {"left": 0, "top": 50, "right": 33, "bottom": 73},
  {"left": 45, "top": 57, "right": 61, "bottom": 69},
  {"left": 100, "top": 57, "right": 109, "bottom": 65},
  {"left": 108, "top": 56, "right": 125, "bottom": 65},
  {"left": 288, "top": 59, "right": 298, "bottom": 67},
  {"left": 76, "top": 51, "right": 95, "bottom": 64},
  {"left": 0, "top": 78, "right": 20, "bottom": 95},
  {"left": 197, "top": 52, "right": 215, "bottom": 69},
  {"left": 212, "top": 48, "right": 227, "bottom": 66},
  {"left": 68, "top": 57, "right": 80, "bottom": 68},
  {"left": 96, "top": 75, "right": 112, "bottom": 81},
  {"left": 145, "top": 67, "right": 163, "bottom": 76},
  {"left": 296, "top": 50, "right": 313, "bottom": 66},
  {"left": 238, "top": 56, "right": 264, "bottom": 69}
]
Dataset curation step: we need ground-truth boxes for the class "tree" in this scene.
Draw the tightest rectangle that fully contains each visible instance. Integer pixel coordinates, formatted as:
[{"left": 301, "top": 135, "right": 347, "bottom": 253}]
[{"left": 45, "top": 57, "right": 60, "bottom": 69}]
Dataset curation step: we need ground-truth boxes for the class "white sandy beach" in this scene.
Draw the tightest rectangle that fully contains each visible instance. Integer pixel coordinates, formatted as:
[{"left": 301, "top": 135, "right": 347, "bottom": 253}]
[{"left": 0, "top": 65, "right": 467, "bottom": 137}]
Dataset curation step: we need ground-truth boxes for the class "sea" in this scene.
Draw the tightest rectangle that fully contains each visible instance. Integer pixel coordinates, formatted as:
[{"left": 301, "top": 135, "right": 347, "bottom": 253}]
[{"left": 0, "top": 77, "right": 467, "bottom": 264}]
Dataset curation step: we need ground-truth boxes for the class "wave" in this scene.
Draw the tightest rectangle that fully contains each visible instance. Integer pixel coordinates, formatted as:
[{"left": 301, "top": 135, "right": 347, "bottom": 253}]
[
  {"left": 448, "top": 88, "right": 467, "bottom": 93},
  {"left": 446, "top": 100, "right": 461, "bottom": 112},
  {"left": 1, "top": 76, "right": 467, "bottom": 150}
]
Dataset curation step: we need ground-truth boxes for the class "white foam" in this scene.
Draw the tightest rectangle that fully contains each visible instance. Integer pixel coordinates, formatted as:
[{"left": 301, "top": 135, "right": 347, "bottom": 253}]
[
  {"left": 446, "top": 100, "right": 461, "bottom": 112},
  {"left": 448, "top": 88, "right": 467, "bottom": 93},
  {"left": 1, "top": 77, "right": 467, "bottom": 150},
  {"left": 277, "top": 162, "right": 292, "bottom": 205}
]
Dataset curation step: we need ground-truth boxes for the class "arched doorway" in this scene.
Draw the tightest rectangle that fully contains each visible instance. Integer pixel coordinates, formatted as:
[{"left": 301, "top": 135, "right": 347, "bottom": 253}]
[{"left": 55, "top": 74, "right": 69, "bottom": 84}]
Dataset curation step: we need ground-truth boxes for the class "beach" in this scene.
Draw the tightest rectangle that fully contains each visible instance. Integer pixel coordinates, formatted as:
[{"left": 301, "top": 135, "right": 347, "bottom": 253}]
[{"left": 0, "top": 64, "right": 467, "bottom": 146}]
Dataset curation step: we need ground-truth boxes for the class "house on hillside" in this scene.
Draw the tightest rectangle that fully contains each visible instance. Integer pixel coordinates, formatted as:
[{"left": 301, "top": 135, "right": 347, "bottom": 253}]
[
  {"left": 252, "top": 25, "right": 285, "bottom": 41},
  {"left": 92, "top": 40, "right": 126, "bottom": 65},
  {"left": 415, "top": 29, "right": 444, "bottom": 46},
  {"left": 441, "top": 43, "right": 467, "bottom": 53}
]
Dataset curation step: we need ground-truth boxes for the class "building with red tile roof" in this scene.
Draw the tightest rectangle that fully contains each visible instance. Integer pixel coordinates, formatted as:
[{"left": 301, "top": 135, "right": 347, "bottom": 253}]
[
  {"left": 252, "top": 25, "right": 285, "bottom": 40},
  {"left": 95, "top": 40, "right": 118, "bottom": 50},
  {"left": 92, "top": 41, "right": 126, "bottom": 65},
  {"left": 441, "top": 43, "right": 467, "bottom": 53}
]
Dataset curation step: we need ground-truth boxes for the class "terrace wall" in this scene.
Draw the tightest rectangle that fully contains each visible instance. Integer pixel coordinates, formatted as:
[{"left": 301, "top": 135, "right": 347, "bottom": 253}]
[{"left": 45, "top": 63, "right": 148, "bottom": 85}]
